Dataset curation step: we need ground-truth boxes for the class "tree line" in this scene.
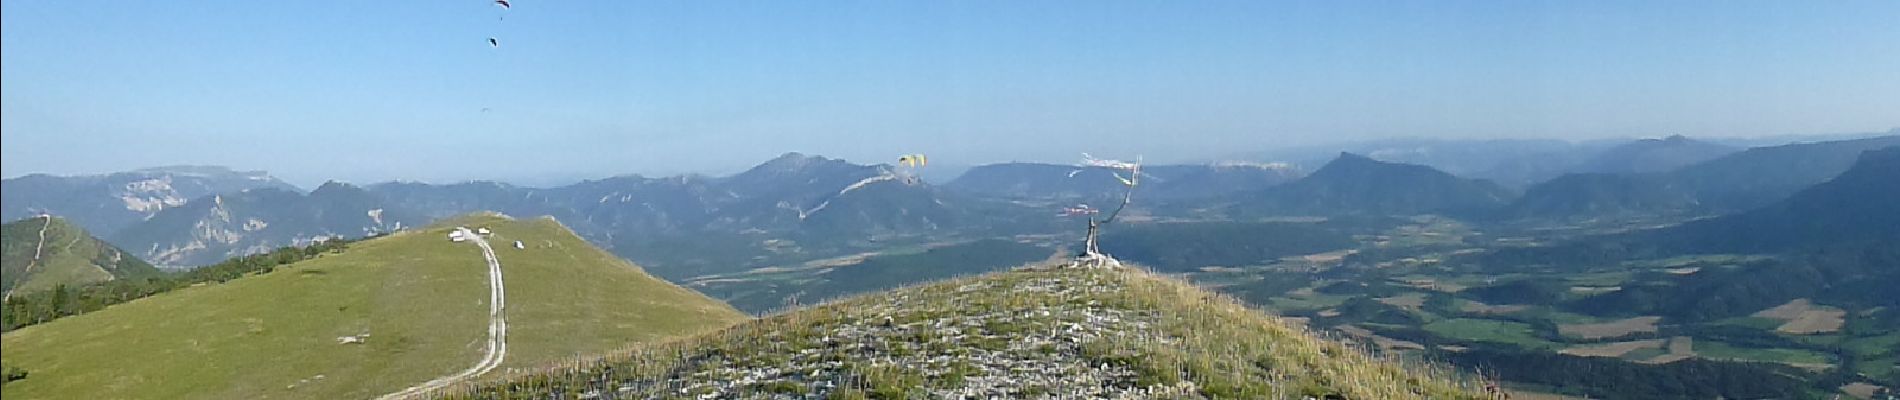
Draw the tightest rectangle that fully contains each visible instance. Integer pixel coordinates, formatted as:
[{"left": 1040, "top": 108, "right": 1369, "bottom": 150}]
[{"left": 0, "top": 235, "right": 369, "bottom": 332}]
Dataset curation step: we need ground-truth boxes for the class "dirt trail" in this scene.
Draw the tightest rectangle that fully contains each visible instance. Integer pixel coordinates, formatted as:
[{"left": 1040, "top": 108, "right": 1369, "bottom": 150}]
[
  {"left": 3, "top": 215, "right": 55, "bottom": 303},
  {"left": 377, "top": 228, "right": 507, "bottom": 400}
]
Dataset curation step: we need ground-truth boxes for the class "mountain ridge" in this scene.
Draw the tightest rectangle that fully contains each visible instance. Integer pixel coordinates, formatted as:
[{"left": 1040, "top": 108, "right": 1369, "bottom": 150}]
[
  {"left": 0, "top": 166, "right": 300, "bottom": 236},
  {"left": 1, "top": 216, "right": 160, "bottom": 298},
  {"left": 1232, "top": 152, "right": 1514, "bottom": 216},
  {"left": 109, "top": 183, "right": 425, "bottom": 267}
]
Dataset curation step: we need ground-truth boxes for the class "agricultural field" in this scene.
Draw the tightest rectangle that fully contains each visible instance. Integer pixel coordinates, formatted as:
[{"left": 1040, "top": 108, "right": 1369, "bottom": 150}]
[
  {"left": 1557, "top": 316, "right": 1662, "bottom": 340},
  {"left": 1558, "top": 338, "right": 1666, "bottom": 358},
  {"left": 1422, "top": 319, "right": 1555, "bottom": 349},
  {"left": 1167, "top": 216, "right": 1900, "bottom": 399},
  {"left": 1752, "top": 299, "right": 1848, "bottom": 335}
]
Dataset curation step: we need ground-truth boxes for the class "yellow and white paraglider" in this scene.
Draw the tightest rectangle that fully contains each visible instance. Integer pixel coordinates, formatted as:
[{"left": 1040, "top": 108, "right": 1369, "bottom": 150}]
[{"left": 895, "top": 153, "right": 928, "bottom": 185}]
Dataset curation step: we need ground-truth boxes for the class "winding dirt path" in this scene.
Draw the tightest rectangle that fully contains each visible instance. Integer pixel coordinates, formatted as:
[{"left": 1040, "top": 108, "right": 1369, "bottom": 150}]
[
  {"left": 3, "top": 215, "right": 55, "bottom": 303},
  {"left": 376, "top": 228, "right": 507, "bottom": 400}
]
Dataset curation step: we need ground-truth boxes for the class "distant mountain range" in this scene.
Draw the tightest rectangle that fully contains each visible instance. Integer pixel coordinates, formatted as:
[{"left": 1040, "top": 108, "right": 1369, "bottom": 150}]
[
  {"left": 107, "top": 182, "right": 425, "bottom": 267},
  {"left": 1650, "top": 146, "right": 1900, "bottom": 252},
  {"left": 3, "top": 135, "right": 1891, "bottom": 270},
  {"left": 1, "top": 216, "right": 159, "bottom": 298},
  {"left": 1669, "top": 135, "right": 1900, "bottom": 211},
  {"left": 1222, "top": 130, "right": 1897, "bottom": 188},
  {"left": 370, "top": 152, "right": 1011, "bottom": 240},
  {"left": 1574, "top": 135, "right": 1739, "bottom": 174},
  {"left": 1505, "top": 135, "right": 1899, "bottom": 218},
  {"left": 944, "top": 162, "right": 1302, "bottom": 201},
  {"left": 0, "top": 166, "right": 299, "bottom": 236},
  {"left": 1232, "top": 138, "right": 1622, "bottom": 188},
  {"left": 0, "top": 154, "right": 994, "bottom": 269},
  {"left": 1481, "top": 144, "right": 1900, "bottom": 271},
  {"left": 1504, "top": 174, "right": 1700, "bottom": 219},
  {"left": 370, "top": 153, "right": 1043, "bottom": 279},
  {"left": 1230, "top": 153, "right": 1514, "bottom": 217}
]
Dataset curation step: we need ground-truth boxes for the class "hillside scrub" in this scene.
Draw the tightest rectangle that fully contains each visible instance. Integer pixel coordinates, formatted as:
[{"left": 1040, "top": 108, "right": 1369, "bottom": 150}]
[{"left": 438, "top": 266, "right": 1485, "bottom": 399}]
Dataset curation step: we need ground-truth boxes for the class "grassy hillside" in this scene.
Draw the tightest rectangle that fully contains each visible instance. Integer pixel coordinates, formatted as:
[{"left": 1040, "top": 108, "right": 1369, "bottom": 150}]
[
  {"left": 1, "top": 216, "right": 159, "bottom": 298},
  {"left": 0, "top": 214, "right": 745, "bottom": 399},
  {"left": 441, "top": 265, "right": 1486, "bottom": 399}
]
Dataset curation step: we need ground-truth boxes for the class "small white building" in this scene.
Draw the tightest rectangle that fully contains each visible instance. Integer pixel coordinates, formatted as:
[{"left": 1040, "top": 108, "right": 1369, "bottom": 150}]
[
  {"left": 476, "top": 227, "right": 492, "bottom": 235},
  {"left": 448, "top": 230, "right": 467, "bottom": 242},
  {"left": 514, "top": 240, "right": 525, "bottom": 249}
]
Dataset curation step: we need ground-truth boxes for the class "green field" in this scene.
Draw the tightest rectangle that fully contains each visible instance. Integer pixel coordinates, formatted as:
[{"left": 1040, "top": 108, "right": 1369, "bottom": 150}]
[
  {"left": 1843, "top": 334, "right": 1900, "bottom": 358},
  {"left": 1267, "top": 293, "right": 1353, "bottom": 312},
  {"left": 1, "top": 215, "right": 745, "bottom": 399},
  {"left": 1620, "top": 345, "right": 1669, "bottom": 361},
  {"left": 1694, "top": 341, "right": 1834, "bottom": 365},
  {"left": 1564, "top": 271, "right": 1632, "bottom": 287},
  {"left": 1423, "top": 318, "right": 1555, "bottom": 349},
  {"left": 1855, "top": 356, "right": 1899, "bottom": 381},
  {"left": 1715, "top": 316, "right": 1787, "bottom": 330}
]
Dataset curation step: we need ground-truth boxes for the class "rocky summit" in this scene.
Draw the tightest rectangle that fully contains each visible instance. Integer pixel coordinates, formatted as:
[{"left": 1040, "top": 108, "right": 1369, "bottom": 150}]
[{"left": 438, "top": 265, "right": 1484, "bottom": 399}]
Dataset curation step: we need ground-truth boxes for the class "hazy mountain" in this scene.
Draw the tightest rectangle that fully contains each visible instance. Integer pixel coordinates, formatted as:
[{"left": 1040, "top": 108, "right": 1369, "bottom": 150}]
[
  {"left": 109, "top": 182, "right": 425, "bottom": 267},
  {"left": 549, "top": 174, "right": 726, "bottom": 238},
  {"left": 364, "top": 180, "right": 554, "bottom": 221},
  {"left": 1, "top": 216, "right": 159, "bottom": 298},
  {"left": 367, "top": 153, "right": 975, "bottom": 238},
  {"left": 1492, "top": 136, "right": 1899, "bottom": 220},
  {"left": 944, "top": 163, "right": 1126, "bottom": 200},
  {"left": 1231, "top": 133, "right": 1878, "bottom": 188},
  {"left": 0, "top": 166, "right": 299, "bottom": 235},
  {"left": 1667, "top": 135, "right": 1900, "bottom": 211},
  {"left": 1703, "top": 127, "right": 1900, "bottom": 148},
  {"left": 356, "top": 153, "right": 1031, "bottom": 280},
  {"left": 1504, "top": 173, "right": 1700, "bottom": 219},
  {"left": 1145, "top": 163, "right": 1306, "bottom": 199},
  {"left": 1233, "top": 153, "right": 1514, "bottom": 216},
  {"left": 1232, "top": 138, "right": 1624, "bottom": 188},
  {"left": 704, "top": 153, "right": 933, "bottom": 232},
  {"left": 1652, "top": 146, "right": 1900, "bottom": 252},
  {"left": 944, "top": 162, "right": 1302, "bottom": 203},
  {"left": 1576, "top": 135, "right": 1739, "bottom": 174}
]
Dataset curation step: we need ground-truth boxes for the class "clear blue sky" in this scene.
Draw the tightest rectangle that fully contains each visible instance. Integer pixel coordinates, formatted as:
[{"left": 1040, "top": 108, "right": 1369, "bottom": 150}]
[{"left": 5, "top": 1, "right": 1897, "bottom": 187}]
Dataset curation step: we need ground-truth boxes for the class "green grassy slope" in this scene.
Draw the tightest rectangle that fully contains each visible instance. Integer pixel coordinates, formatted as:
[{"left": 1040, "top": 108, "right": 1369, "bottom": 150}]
[
  {"left": 444, "top": 266, "right": 1486, "bottom": 399},
  {"left": 1, "top": 216, "right": 160, "bottom": 297},
  {"left": 0, "top": 214, "right": 745, "bottom": 400}
]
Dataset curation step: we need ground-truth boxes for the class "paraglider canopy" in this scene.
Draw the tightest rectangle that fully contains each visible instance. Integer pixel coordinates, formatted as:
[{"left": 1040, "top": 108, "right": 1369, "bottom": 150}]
[
  {"left": 488, "top": 38, "right": 499, "bottom": 47},
  {"left": 894, "top": 153, "right": 928, "bottom": 184},
  {"left": 494, "top": 0, "right": 511, "bottom": 9}
]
